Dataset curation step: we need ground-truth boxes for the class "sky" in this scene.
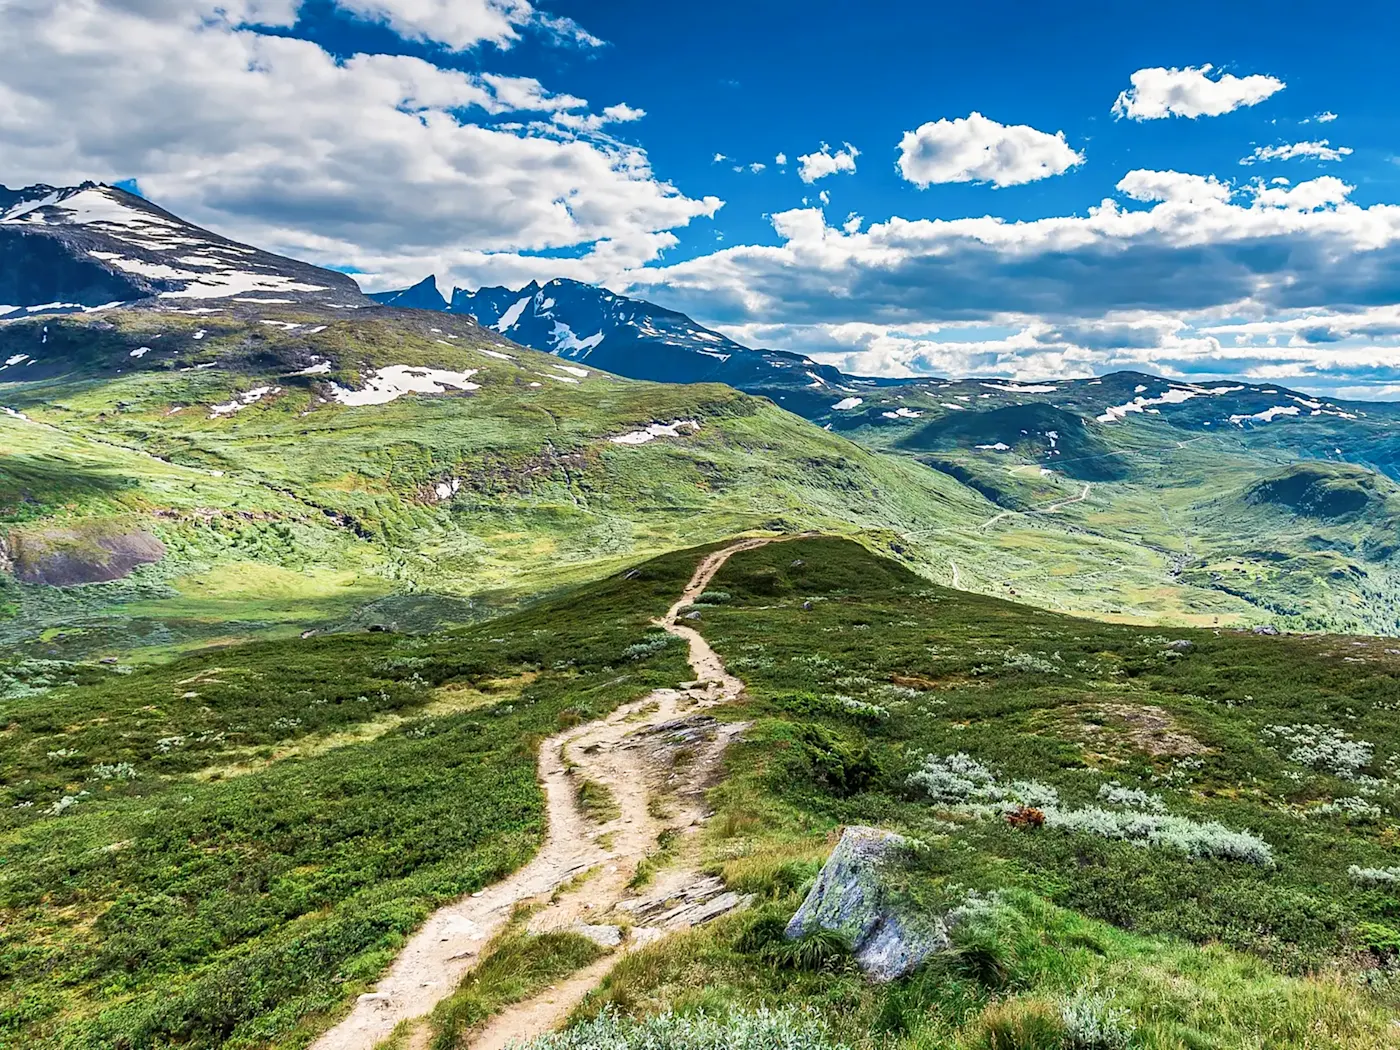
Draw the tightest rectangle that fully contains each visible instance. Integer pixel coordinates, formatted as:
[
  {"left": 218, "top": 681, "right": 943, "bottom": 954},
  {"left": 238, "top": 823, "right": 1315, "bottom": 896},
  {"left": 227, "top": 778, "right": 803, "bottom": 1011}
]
[{"left": 3, "top": 0, "right": 1400, "bottom": 396}]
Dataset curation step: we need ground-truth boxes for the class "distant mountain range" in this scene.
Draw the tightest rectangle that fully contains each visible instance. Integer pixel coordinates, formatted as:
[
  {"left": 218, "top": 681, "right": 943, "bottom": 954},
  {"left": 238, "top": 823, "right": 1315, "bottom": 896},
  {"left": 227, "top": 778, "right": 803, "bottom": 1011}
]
[
  {"left": 0, "top": 182, "right": 368, "bottom": 316},
  {"left": 371, "top": 275, "right": 868, "bottom": 413}
]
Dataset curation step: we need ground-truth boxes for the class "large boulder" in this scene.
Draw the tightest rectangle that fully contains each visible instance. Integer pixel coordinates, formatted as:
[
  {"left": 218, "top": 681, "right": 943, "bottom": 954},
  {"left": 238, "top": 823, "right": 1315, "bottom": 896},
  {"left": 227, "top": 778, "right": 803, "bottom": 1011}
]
[{"left": 784, "top": 825, "right": 948, "bottom": 981}]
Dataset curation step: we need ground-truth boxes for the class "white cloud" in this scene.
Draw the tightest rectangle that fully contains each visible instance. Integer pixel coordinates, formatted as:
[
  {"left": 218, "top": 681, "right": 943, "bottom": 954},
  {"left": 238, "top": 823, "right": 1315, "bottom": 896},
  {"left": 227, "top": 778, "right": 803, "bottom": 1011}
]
[
  {"left": 896, "top": 112, "right": 1084, "bottom": 188},
  {"left": 631, "top": 172, "right": 1400, "bottom": 332},
  {"left": 797, "top": 142, "right": 859, "bottom": 183},
  {"left": 712, "top": 153, "right": 728, "bottom": 163},
  {"left": 1241, "top": 139, "right": 1353, "bottom": 165},
  {"left": 0, "top": 0, "right": 719, "bottom": 292},
  {"left": 713, "top": 312, "right": 1400, "bottom": 399},
  {"left": 336, "top": 0, "right": 602, "bottom": 52},
  {"left": 1317, "top": 111, "right": 1338, "bottom": 123},
  {"left": 1248, "top": 175, "right": 1353, "bottom": 210},
  {"left": 749, "top": 162, "right": 766, "bottom": 173},
  {"left": 775, "top": 151, "right": 788, "bottom": 166},
  {"left": 1113, "top": 64, "right": 1285, "bottom": 120},
  {"left": 1116, "top": 170, "right": 1232, "bottom": 204},
  {"left": 818, "top": 190, "right": 830, "bottom": 205},
  {"left": 549, "top": 101, "right": 645, "bottom": 135}
]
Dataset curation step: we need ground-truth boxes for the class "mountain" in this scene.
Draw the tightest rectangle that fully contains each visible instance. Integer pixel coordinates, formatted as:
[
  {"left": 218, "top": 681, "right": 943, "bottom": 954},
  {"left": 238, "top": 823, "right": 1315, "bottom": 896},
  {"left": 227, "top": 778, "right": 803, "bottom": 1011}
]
[
  {"left": 0, "top": 182, "right": 368, "bottom": 316},
  {"left": 369, "top": 274, "right": 448, "bottom": 311},
  {"left": 370, "top": 276, "right": 1400, "bottom": 464},
  {"left": 0, "top": 299, "right": 996, "bottom": 660},
  {"left": 379, "top": 275, "right": 862, "bottom": 411}
]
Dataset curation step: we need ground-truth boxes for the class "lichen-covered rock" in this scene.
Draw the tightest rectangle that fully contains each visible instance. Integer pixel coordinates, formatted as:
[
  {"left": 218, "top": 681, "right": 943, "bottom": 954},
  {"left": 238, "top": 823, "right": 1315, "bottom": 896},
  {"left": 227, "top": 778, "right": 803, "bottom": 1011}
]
[{"left": 784, "top": 825, "right": 948, "bottom": 981}]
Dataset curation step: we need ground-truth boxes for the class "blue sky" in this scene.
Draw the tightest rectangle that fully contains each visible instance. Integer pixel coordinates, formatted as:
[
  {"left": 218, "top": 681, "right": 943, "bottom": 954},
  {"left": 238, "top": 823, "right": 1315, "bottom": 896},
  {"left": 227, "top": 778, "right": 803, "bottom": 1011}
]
[{"left": 4, "top": 0, "right": 1400, "bottom": 394}]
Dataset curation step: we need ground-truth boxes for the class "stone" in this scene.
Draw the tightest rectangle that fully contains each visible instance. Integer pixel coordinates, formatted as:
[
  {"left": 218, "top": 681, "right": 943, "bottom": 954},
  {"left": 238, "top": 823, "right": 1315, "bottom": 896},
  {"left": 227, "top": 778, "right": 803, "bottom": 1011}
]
[
  {"left": 1252, "top": 624, "right": 1280, "bottom": 636},
  {"left": 571, "top": 923, "right": 623, "bottom": 948},
  {"left": 784, "top": 825, "right": 948, "bottom": 982},
  {"left": 1165, "top": 639, "right": 1193, "bottom": 651}
]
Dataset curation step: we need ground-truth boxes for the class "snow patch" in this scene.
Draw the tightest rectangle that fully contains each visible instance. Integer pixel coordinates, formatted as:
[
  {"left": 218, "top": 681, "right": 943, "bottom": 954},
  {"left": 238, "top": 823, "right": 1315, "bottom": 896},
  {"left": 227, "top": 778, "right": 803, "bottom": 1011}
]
[
  {"left": 983, "top": 382, "right": 1060, "bottom": 393},
  {"left": 609, "top": 420, "right": 700, "bottom": 445},
  {"left": 330, "top": 365, "right": 480, "bottom": 406},
  {"left": 210, "top": 385, "right": 279, "bottom": 417},
  {"left": 1229, "top": 405, "right": 1300, "bottom": 425},
  {"left": 1098, "top": 387, "right": 1198, "bottom": 423},
  {"left": 832, "top": 397, "right": 864, "bottom": 410},
  {"left": 976, "top": 442, "right": 1011, "bottom": 451},
  {"left": 494, "top": 297, "right": 530, "bottom": 332}
]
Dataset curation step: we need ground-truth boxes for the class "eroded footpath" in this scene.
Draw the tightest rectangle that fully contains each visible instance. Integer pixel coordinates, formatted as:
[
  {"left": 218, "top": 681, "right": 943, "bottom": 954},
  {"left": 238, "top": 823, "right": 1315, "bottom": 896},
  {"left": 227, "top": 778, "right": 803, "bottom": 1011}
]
[{"left": 312, "top": 537, "right": 780, "bottom": 1050}]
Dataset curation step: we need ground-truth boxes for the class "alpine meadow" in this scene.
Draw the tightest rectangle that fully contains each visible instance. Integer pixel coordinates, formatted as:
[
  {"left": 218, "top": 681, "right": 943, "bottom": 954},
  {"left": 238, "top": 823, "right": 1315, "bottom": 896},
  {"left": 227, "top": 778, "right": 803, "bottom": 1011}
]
[{"left": 5, "top": 4, "right": 1400, "bottom": 1050}]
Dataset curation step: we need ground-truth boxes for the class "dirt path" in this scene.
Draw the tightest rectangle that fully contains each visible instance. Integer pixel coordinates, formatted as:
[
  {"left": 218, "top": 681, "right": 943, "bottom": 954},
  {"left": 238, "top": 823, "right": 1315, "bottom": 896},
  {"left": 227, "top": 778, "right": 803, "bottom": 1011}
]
[
  {"left": 1044, "top": 482, "right": 1092, "bottom": 513},
  {"left": 312, "top": 536, "right": 780, "bottom": 1050},
  {"left": 980, "top": 482, "right": 1092, "bottom": 529}
]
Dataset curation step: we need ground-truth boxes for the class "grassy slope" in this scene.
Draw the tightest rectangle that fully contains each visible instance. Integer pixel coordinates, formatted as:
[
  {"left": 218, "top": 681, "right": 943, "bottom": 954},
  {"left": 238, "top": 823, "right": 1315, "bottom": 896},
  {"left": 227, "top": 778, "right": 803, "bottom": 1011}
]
[
  {"left": 563, "top": 538, "right": 1400, "bottom": 1049},
  {"left": 0, "top": 307, "right": 988, "bottom": 660},
  {"left": 7, "top": 538, "right": 1400, "bottom": 1049},
  {"left": 0, "top": 546, "right": 710, "bottom": 1050}
]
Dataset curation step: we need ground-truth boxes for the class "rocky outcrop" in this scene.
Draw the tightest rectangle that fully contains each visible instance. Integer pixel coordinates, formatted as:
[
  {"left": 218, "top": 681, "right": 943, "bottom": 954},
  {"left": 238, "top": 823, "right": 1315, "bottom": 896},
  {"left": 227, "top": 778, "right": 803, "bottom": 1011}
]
[
  {"left": 785, "top": 825, "right": 948, "bottom": 982},
  {"left": 8, "top": 523, "right": 165, "bottom": 585}
]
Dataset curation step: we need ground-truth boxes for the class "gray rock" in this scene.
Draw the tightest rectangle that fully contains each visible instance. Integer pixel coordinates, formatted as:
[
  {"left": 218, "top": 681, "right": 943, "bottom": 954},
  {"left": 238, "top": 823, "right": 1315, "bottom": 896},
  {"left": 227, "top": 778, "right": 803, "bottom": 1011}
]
[
  {"left": 1165, "top": 639, "right": 1193, "bottom": 651},
  {"left": 785, "top": 825, "right": 948, "bottom": 982},
  {"left": 1252, "top": 624, "right": 1280, "bottom": 636},
  {"left": 571, "top": 924, "right": 623, "bottom": 948}
]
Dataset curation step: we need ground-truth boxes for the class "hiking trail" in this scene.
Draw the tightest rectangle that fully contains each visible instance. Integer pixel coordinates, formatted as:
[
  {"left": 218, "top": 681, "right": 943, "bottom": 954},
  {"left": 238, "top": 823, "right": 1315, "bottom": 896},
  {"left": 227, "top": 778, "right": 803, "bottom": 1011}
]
[{"left": 312, "top": 537, "right": 780, "bottom": 1050}]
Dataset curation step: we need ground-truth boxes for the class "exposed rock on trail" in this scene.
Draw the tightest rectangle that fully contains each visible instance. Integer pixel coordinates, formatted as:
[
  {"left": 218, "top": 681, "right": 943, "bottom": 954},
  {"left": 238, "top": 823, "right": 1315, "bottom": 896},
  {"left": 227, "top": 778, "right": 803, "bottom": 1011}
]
[
  {"left": 785, "top": 825, "right": 949, "bottom": 982},
  {"left": 311, "top": 536, "right": 783, "bottom": 1050}
]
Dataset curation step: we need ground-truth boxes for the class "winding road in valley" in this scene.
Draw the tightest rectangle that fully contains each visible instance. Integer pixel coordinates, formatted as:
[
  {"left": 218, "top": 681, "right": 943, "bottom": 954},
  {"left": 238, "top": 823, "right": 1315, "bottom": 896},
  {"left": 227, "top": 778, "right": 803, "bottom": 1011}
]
[{"left": 312, "top": 537, "right": 780, "bottom": 1050}]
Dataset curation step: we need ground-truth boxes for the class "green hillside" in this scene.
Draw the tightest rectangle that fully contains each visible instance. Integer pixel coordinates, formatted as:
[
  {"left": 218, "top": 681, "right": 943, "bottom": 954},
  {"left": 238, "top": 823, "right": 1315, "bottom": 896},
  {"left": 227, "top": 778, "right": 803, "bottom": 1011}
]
[
  {"left": 6, "top": 538, "right": 1400, "bottom": 1049},
  {"left": 0, "top": 306, "right": 992, "bottom": 662},
  {"left": 3, "top": 306, "right": 1400, "bottom": 672}
]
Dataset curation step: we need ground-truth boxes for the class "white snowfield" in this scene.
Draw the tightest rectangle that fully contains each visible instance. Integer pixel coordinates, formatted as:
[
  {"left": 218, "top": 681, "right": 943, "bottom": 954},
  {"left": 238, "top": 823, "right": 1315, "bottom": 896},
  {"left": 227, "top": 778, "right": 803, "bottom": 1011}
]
[
  {"left": 881, "top": 407, "right": 922, "bottom": 419},
  {"left": 832, "top": 396, "right": 864, "bottom": 410},
  {"left": 982, "top": 382, "right": 1060, "bottom": 393},
  {"left": 608, "top": 420, "right": 701, "bottom": 445},
  {"left": 1, "top": 185, "right": 331, "bottom": 302},
  {"left": 1096, "top": 386, "right": 1201, "bottom": 422},
  {"left": 550, "top": 321, "right": 604, "bottom": 354},
  {"left": 330, "top": 365, "right": 480, "bottom": 407},
  {"left": 1229, "top": 405, "right": 1300, "bottom": 425},
  {"left": 210, "top": 386, "right": 279, "bottom": 418},
  {"left": 494, "top": 297, "right": 530, "bottom": 332}
]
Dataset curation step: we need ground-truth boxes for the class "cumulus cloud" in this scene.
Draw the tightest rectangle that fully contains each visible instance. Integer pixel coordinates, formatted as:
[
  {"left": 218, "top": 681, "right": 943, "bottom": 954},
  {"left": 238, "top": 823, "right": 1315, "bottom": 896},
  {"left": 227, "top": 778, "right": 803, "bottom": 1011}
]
[
  {"left": 628, "top": 164, "right": 1400, "bottom": 396},
  {"left": 709, "top": 311, "right": 1400, "bottom": 398},
  {"left": 0, "top": 0, "right": 719, "bottom": 291},
  {"left": 1241, "top": 139, "right": 1353, "bottom": 165},
  {"left": 1248, "top": 175, "right": 1353, "bottom": 210},
  {"left": 631, "top": 172, "right": 1400, "bottom": 332},
  {"left": 1116, "top": 170, "right": 1232, "bottom": 204},
  {"left": 337, "top": 0, "right": 602, "bottom": 52},
  {"left": 1113, "top": 64, "right": 1285, "bottom": 120},
  {"left": 797, "top": 142, "right": 859, "bottom": 183},
  {"left": 775, "top": 152, "right": 788, "bottom": 166},
  {"left": 896, "top": 112, "right": 1084, "bottom": 188},
  {"left": 1317, "top": 111, "right": 1338, "bottom": 123}
]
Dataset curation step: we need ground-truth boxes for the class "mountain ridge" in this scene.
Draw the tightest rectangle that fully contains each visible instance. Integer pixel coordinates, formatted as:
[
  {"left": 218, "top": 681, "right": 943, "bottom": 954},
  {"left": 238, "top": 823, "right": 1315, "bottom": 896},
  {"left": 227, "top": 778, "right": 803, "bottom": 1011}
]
[{"left": 0, "top": 181, "right": 369, "bottom": 316}]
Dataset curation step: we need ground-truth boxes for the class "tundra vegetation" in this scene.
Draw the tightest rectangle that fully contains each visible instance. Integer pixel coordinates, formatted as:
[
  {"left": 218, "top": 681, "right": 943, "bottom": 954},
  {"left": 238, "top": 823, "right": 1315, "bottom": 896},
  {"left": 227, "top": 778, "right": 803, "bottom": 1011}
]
[{"left": 7, "top": 538, "right": 1400, "bottom": 1049}]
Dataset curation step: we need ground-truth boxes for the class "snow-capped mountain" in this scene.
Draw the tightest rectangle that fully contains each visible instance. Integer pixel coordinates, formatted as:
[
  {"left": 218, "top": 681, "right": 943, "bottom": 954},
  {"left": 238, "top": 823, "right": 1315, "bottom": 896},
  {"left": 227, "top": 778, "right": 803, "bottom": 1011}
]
[
  {"left": 374, "top": 276, "right": 858, "bottom": 406},
  {"left": 0, "top": 182, "right": 368, "bottom": 318}
]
